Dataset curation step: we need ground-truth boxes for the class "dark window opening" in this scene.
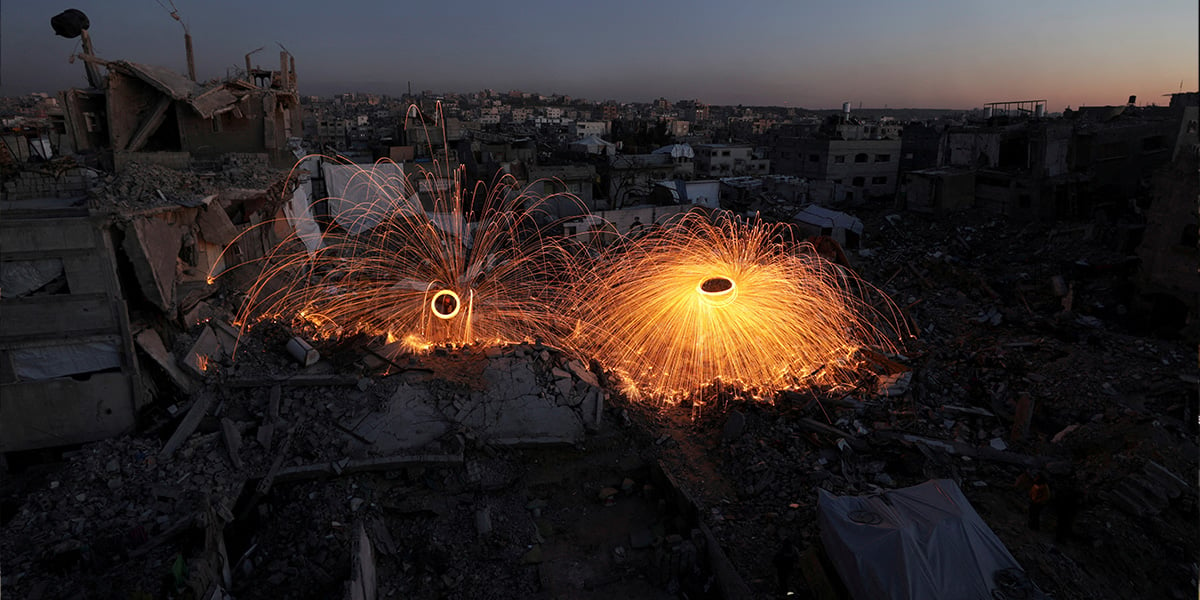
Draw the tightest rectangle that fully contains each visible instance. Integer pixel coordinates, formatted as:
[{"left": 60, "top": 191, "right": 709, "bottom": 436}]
[
  {"left": 1181, "top": 224, "right": 1199, "bottom": 247},
  {"left": 1141, "top": 136, "right": 1167, "bottom": 152},
  {"left": 874, "top": 154, "right": 891, "bottom": 162},
  {"left": 852, "top": 176, "right": 865, "bottom": 187},
  {"left": 844, "top": 229, "right": 860, "bottom": 249},
  {"left": 872, "top": 175, "right": 888, "bottom": 184},
  {"left": 854, "top": 153, "right": 868, "bottom": 163},
  {"left": 999, "top": 137, "right": 1030, "bottom": 168}
]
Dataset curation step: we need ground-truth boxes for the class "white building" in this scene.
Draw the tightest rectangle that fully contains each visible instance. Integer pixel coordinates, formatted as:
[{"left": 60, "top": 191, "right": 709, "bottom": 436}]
[{"left": 570, "top": 120, "right": 610, "bottom": 139}]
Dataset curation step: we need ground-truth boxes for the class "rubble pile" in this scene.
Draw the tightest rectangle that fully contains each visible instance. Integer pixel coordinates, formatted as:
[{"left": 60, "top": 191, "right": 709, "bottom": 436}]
[
  {"left": 202, "top": 153, "right": 283, "bottom": 193},
  {"left": 90, "top": 157, "right": 292, "bottom": 213},
  {"left": 640, "top": 205, "right": 1198, "bottom": 599},
  {"left": 1, "top": 317, "right": 725, "bottom": 598},
  {"left": 93, "top": 161, "right": 208, "bottom": 210}
]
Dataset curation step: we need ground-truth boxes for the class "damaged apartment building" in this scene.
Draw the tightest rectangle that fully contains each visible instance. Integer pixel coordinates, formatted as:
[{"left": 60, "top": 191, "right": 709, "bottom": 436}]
[
  {"left": 47, "top": 9, "right": 302, "bottom": 172},
  {"left": 1, "top": 12, "right": 309, "bottom": 456},
  {"left": 899, "top": 96, "right": 1192, "bottom": 221}
]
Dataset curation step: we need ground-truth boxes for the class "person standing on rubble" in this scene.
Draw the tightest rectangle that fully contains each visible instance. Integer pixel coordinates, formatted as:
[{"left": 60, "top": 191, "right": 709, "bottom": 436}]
[
  {"left": 1054, "top": 477, "right": 1082, "bottom": 543},
  {"left": 1028, "top": 473, "right": 1051, "bottom": 530}
]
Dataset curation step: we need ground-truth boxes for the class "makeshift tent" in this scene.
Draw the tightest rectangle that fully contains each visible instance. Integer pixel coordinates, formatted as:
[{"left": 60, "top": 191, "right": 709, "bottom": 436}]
[
  {"left": 569, "top": 134, "right": 617, "bottom": 155},
  {"left": 793, "top": 205, "right": 864, "bottom": 249},
  {"left": 817, "top": 479, "right": 1044, "bottom": 600},
  {"left": 652, "top": 143, "right": 695, "bottom": 159}
]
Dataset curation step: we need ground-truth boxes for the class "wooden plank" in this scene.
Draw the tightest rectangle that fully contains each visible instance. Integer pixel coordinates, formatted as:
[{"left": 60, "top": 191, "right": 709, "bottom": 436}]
[
  {"left": 160, "top": 390, "right": 215, "bottom": 458},
  {"left": 0, "top": 248, "right": 98, "bottom": 261},
  {"left": 225, "top": 374, "right": 359, "bottom": 388},
  {"left": 0, "top": 293, "right": 117, "bottom": 341},
  {"left": 0, "top": 372, "right": 135, "bottom": 452},
  {"left": 0, "top": 218, "right": 99, "bottom": 253}
]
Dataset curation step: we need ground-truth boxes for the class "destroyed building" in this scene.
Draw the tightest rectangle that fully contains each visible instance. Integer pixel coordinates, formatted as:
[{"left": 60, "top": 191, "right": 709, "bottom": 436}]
[
  {"left": 1, "top": 12, "right": 307, "bottom": 454},
  {"left": 49, "top": 14, "right": 302, "bottom": 171},
  {"left": 899, "top": 96, "right": 1189, "bottom": 221}
]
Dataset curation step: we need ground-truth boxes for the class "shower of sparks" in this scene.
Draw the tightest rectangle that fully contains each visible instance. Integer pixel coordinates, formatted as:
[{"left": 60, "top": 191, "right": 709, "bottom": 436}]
[
  {"left": 566, "top": 211, "right": 907, "bottom": 403},
  {"left": 227, "top": 153, "right": 579, "bottom": 351}
]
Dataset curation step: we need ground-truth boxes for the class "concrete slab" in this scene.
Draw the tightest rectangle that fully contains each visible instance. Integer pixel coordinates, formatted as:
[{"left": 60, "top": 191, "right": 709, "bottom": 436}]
[
  {"left": 352, "top": 385, "right": 449, "bottom": 453},
  {"left": 122, "top": 215, "right": 182, "bottom": 311},
  {"left": 196, "top": 200, "right": 239, "bottom": 246},
  {"left": 134, "top": 328, "right": 195, "bottom": 393},
  {"left": 353, "top": 353, "right": 588, "bottom": 451}
]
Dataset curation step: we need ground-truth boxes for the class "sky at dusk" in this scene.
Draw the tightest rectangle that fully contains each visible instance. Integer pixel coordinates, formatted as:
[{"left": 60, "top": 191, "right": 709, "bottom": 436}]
[{"left": 1, "top": 0, "right": 1196, "bottom": 110}]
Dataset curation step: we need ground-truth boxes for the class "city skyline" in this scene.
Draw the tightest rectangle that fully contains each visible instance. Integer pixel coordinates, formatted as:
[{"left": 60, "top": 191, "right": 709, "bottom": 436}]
[{"left": 1, "top": 0, "right": 1196, "bottom": 110}]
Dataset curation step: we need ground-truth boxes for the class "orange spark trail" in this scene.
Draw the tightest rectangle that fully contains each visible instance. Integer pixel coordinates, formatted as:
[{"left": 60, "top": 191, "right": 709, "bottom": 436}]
[
  {"left": 229, "top": 153, "right": 579, "bottom": 351},
  {"left": 566, "top": 211, "right": 907, "bottom": 403}
]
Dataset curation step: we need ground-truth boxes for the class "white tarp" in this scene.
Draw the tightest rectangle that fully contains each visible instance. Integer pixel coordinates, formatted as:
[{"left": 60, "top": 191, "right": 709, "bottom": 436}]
[
  {"left": 321, "top": 162, "right": 419, "bottom": 235},
  {"left": 0, "top": 259, "right": 64, "bottom": 298},
  {"left": 569, "top": 135, "right": 616, "bottom": 155},
  {"left": 284, "top": 184, "right": 323, "bottom": 255},
  {"left": 652, "top": 143, "right": 695, "bottom": 159},
  {"left": 794, "top": 204, "right": 864, "bottom": 236},
  {"left": 11, "top": 339, "right": 122, "bottom": 380},
  {"left": 817, "top": 479, "right": 1041, "bottom": 600}
]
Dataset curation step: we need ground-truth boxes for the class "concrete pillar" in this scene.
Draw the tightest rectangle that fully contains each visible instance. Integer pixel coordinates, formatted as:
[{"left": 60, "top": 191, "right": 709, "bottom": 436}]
[
  {"left": 185, "top": 33, "right": 197, "bottom": 82},
  {"left": 279, "top": 51, "right": 289, "bottom": 89},
  {"left": 79, "top": 30, "right": 103, "bottom": 89}
]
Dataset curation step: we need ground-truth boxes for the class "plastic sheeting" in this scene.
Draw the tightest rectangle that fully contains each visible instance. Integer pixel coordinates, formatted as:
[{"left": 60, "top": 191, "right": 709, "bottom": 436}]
[
  {"left": 11, "top": 339, "right": 122, "bottom": 381},
  {"left": 652, "top": 143, "right": 695, "bottom": 159},
  {"left": 793, "top": 205, "right": 864, "bottom": 236},
  {"left": 569, "top": 135, "right": 616, "bottom": 155},
  {"left": 817, "top": 479, "right": 1036, "bottom": 600},
  {"left": 284, "top": 184, "right": 323, "bottom": 255},
  {"left": 0, "top": 259, "right": 64, "bottom": 298}
]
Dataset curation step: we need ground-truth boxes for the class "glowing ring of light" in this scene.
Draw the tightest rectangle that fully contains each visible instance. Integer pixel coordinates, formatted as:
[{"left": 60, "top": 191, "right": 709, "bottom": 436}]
[
  {"left": 430, "top": 290, "right": 462, "bottom": 320},
  {"left": 697, "top": 276, "right": 737, "bottom": 306}
]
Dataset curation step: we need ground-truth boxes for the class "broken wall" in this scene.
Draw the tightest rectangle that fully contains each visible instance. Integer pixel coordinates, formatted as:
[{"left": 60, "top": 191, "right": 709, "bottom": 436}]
[
  {"left": 1138, "top": 152, "right": 1200, "bottom": 318},
  {"left": 177, "top": 100, "right": 267, "bottom": 159},
  {"left": 113, "top": 151, "right": 191, "bottom": 172},
  {"left": 1, "top": 167, "right": 98, "bottom": 201},
  {"left": 0, "top": 215, "right": 142, "bottom": 452},
  {"left": 105, "top": 71, "right": 180, "bottom": 153}
]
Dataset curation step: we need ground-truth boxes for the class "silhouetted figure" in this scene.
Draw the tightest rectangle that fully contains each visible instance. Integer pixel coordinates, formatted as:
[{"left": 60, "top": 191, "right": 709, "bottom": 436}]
[
  {"left": 1028, "top": 473, "right": 1050, "bottom": 530},
  {"left": 773, "top": 539, "right": 800, "bottom": 596},
  {"left": 1054, "top": 481, "right": 1082, "bottom": 543}
]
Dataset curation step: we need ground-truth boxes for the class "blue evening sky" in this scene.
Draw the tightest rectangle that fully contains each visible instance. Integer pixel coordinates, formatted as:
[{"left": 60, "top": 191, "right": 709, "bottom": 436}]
[{"left": 2, "top": 0, "right": 1196, "bottom": 109}]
